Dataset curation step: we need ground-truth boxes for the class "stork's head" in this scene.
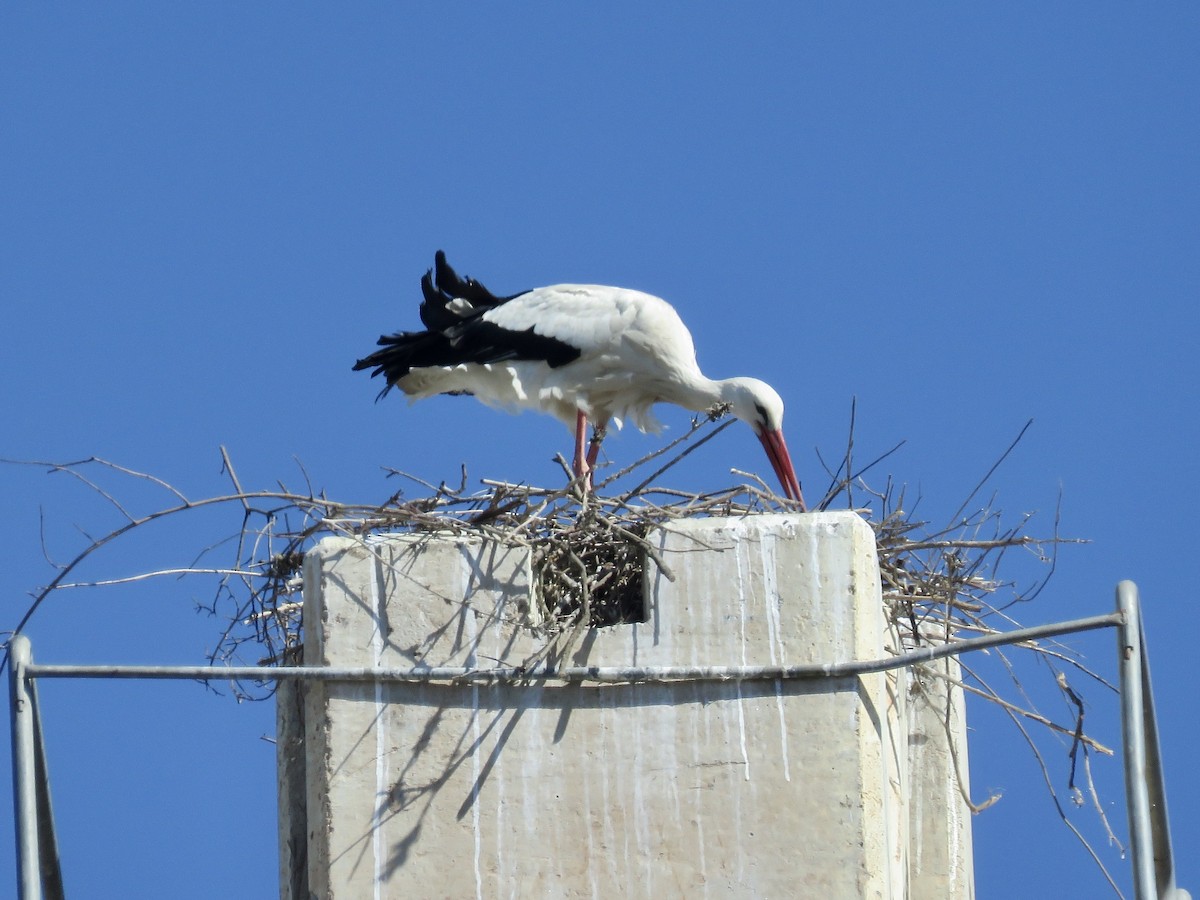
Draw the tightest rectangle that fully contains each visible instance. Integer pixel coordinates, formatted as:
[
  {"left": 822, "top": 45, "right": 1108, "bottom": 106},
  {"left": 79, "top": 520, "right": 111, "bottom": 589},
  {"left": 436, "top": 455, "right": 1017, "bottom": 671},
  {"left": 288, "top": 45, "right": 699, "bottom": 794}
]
[
  {"left": 720, "top": 377, "right": 805, "bottom": 509},
  {"left": 721, "top": 377, "right": 786, "bottom": 433}
]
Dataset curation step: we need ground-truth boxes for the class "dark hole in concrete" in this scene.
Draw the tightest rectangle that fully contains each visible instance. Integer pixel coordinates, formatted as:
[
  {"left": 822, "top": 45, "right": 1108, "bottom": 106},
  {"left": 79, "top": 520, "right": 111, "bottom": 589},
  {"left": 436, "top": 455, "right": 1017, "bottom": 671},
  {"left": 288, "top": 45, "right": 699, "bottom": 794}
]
[{"left": 533, "top": 523, "right": 649, "bottom": 627}]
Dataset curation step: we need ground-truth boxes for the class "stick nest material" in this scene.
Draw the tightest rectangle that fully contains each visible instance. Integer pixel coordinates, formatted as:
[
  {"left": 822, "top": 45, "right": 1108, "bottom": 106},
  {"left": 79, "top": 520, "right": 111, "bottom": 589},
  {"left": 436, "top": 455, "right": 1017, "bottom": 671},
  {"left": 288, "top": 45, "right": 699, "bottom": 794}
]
[
  {"left": 3, "top": 411, "right": 1085, "bottom": 689},
  {"left": 3, "top": 408, "right": 1128, "bottom": 892}
]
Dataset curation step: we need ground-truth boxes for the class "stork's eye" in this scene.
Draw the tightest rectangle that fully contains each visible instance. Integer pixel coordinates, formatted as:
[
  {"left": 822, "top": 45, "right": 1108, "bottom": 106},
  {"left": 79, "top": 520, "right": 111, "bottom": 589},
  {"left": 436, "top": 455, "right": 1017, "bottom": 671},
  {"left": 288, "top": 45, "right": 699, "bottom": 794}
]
[{"left": 754, "top": 402, "right": 769, "bottom": 427}]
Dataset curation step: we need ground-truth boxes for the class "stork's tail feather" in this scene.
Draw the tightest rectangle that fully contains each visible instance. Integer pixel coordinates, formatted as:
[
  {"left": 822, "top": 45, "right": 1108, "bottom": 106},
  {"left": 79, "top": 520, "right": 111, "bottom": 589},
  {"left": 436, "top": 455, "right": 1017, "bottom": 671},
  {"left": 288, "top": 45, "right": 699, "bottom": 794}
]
[
  {"left": 418, "top": 250, "right": 516, "bottom": 331},
  {"left": 433, "top": 250, "right": 505, "bottom": 307},
  {"left": 355, "top": 251, "right": 546, "bottom": 400},
  {"left": 418, "top": 269, "right": 459, "bottom": 331},
  {"left": 352, "top": 331, "right": 450, "bottom": 398}
]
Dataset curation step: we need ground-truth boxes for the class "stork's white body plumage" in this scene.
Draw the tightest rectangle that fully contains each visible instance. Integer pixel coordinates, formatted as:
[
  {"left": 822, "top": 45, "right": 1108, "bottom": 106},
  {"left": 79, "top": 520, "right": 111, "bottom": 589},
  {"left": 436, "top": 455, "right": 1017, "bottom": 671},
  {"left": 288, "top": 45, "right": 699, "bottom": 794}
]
[
  {"left": 400, "top": 284, "right": 705, "bottom": 432},
  {"left": 354, "top": 253, "right": 805, "bottom": 507}
]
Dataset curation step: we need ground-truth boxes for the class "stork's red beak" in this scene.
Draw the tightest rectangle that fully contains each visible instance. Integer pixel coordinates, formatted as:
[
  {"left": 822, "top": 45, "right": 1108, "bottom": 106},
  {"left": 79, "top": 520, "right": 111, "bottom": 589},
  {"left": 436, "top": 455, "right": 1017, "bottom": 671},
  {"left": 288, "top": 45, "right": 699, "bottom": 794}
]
[{"left": 758, "top": 428, "right": 806, "bottom": 511}]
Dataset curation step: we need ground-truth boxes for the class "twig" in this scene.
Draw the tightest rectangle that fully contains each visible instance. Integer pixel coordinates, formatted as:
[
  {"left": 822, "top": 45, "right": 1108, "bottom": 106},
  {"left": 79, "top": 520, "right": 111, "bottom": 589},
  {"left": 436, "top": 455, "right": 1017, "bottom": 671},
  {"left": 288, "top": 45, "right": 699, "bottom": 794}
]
[{"left": 948, "top": 419, "right": 1033, "bottom": 525}]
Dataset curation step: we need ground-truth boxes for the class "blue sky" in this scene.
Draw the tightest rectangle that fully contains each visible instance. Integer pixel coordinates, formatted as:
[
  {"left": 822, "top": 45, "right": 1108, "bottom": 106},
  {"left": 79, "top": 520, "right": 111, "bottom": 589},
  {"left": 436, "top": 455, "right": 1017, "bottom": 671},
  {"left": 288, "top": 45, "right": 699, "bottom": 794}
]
[{"left": 2, "top": 5, "right": 1197, "bottom": 897}]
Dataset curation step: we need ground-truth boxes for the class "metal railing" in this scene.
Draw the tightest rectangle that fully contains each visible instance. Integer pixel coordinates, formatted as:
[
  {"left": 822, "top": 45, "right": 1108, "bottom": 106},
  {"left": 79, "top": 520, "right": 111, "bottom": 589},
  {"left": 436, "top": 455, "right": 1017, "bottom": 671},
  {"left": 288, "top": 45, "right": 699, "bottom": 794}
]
[{"left": 7, "top": 581, "right": 1190, "bottom": 900}]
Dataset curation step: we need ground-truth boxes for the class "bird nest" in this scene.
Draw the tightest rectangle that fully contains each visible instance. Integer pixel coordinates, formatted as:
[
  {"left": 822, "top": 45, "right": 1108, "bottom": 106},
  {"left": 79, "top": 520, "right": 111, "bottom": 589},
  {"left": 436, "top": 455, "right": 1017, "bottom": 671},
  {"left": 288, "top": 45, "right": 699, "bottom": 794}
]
[
  {"left": 4, "top": 412, "right": 1080, "bottom": 681},
  {"left": 3, "top": 410, "right": 1076, "bottom": 680},
  {"left": 4, "top": 410, "right": 1126, "bottom": 886},
  {"left": 234, "top": 415, "right": 799, "bottom": 662}
]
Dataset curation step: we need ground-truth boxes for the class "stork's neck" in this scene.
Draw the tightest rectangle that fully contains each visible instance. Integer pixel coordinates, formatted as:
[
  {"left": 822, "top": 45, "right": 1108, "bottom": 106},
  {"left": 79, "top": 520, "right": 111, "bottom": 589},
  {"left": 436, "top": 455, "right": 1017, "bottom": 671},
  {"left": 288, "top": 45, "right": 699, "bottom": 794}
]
[
  {"left": 660, "top": 372, "right": 784, "bottom": 433},
  {"left": 661, "top": 369, "right": 735, "bottom": 414}
]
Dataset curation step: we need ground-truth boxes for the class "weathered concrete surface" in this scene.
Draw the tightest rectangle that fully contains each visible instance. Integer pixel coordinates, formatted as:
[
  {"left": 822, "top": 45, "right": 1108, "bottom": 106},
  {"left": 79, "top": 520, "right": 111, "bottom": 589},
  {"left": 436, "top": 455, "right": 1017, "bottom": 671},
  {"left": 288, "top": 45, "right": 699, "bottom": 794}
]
[
  {"left": 280, "top": 511, "right": 973, "bottom": 899},
  {"left": 905, "top": 658, "right": 976, "bottom": 897}
]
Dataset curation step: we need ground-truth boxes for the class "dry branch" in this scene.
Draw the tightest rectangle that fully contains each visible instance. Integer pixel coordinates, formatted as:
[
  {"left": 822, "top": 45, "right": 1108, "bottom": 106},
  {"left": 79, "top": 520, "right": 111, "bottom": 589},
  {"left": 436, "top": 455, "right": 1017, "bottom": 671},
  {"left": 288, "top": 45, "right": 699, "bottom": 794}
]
[{"left": 1, "top": 415, "right": 1121, "bottom": 892}]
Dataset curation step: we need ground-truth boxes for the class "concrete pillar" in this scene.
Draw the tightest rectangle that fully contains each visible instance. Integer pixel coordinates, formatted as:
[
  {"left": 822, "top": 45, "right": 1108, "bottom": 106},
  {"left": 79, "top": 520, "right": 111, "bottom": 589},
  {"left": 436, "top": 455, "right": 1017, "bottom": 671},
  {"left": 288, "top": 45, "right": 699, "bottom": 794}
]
[{"left": 278, "top": 511, "right": 974, "bottom": 898}]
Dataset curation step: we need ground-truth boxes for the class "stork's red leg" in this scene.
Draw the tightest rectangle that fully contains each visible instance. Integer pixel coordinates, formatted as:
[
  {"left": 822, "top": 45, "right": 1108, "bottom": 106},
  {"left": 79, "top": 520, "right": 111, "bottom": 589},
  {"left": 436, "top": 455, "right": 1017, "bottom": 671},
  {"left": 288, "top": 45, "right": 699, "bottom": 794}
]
[
  {"left": 585, "top": 418, "right": 609, "bottom": 472},
  {"left": 573, "top": 410, "right": 589, "bottom": 479}
]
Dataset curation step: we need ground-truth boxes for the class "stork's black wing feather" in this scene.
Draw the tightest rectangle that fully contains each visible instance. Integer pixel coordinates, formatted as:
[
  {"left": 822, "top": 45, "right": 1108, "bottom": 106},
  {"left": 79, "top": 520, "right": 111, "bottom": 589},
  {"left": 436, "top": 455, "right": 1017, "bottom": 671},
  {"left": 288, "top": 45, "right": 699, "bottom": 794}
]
[
  {"left": 433, "top": 250, "right": 519, "bottom": 309},
  {"left": 418, "top": 250, "right": 529, "bottom": 331},
  {"left": 354, "top": 252, "right": 580, "bottom": 398},
  {"left": 352, "top": 321, "right": 580, "bottom": 398},
  {"left": 418, "top": 270, "right": 459, "bottom": 331}
]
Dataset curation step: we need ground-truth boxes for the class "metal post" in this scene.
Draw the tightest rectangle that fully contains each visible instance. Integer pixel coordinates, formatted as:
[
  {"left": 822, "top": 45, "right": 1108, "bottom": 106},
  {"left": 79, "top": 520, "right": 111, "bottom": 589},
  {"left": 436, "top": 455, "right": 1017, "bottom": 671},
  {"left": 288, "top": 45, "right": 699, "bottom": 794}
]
[
  {"left": 9, "top": 634, "right": 41, "bottom": 900},
  {"left": 1116, "top": 580, "right": 1191, "bottom": 900},
  {"left": 30, "top": 675, "right": 65, "bottom": 900},
  {"left": 5, "top": 595, "right": 1190, "bottom": 899}
]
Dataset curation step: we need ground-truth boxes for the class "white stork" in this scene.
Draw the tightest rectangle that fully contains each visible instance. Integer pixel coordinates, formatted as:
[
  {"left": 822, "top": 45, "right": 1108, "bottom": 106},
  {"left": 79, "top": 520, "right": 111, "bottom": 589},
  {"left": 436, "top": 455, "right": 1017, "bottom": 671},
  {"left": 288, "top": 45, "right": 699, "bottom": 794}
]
[{"left": 353, "top": 251, "right": 805, "bottom": 509}]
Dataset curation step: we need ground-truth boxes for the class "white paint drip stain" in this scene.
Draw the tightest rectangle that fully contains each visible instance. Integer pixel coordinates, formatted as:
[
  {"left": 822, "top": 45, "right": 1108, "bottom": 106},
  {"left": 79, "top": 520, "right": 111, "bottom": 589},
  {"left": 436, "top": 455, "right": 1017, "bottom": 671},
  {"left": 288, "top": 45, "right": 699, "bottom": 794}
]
[
  {"left": 583, "top": 741, "right": 599, "bottom": 900},
  {"left": 460, "top": 550, "right": 484, "bottom": 900},
  {"left": 632, "top": 687, "right": 654, "bottom": 894},
  {"left": 732, "top": 531, "right": 751, "bottom": 781},
  {"left": 759, "top": 531, "right": 791, "bottom": 782},
  {"left": 731, "top": 528, "right": 750, "bottom": 886},
  {"left": 490, "top": 583, "right": 506, "bottom": 892},
  {"left": 368, "top": 548, "right": 387, "bottom": 900},
  {"left": 691, "top": 684, "right": 709, "bottom": 896},
  {"left": 683, "top": 571, "right": 709, "bottom": 896},
  {"left": 599, "top": 694, "right": 617, "bottom": 894}
]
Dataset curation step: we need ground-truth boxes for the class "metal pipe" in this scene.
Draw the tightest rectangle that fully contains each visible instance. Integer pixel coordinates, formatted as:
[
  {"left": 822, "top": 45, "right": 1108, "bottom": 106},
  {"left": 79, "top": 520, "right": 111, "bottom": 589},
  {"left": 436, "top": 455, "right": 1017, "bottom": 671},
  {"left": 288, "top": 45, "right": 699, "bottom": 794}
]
[
  {"left": 9, "top": 635, "right": 41, "bottom": 900},
  {"left": 1116, "top": 581, "right": 1191, "bottom": 900},
  {"left": 23, "top": 611, "right": 1123, "bottom": 685},
  {"left": 1118, "top": 581, "right": 1154, "bottom": 900},
  {"left": 30, "top": 676, "right": 65, "bottom": 900},
  {"left": 13, "top": 597, "right": 1192, "bottom": 900}
]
